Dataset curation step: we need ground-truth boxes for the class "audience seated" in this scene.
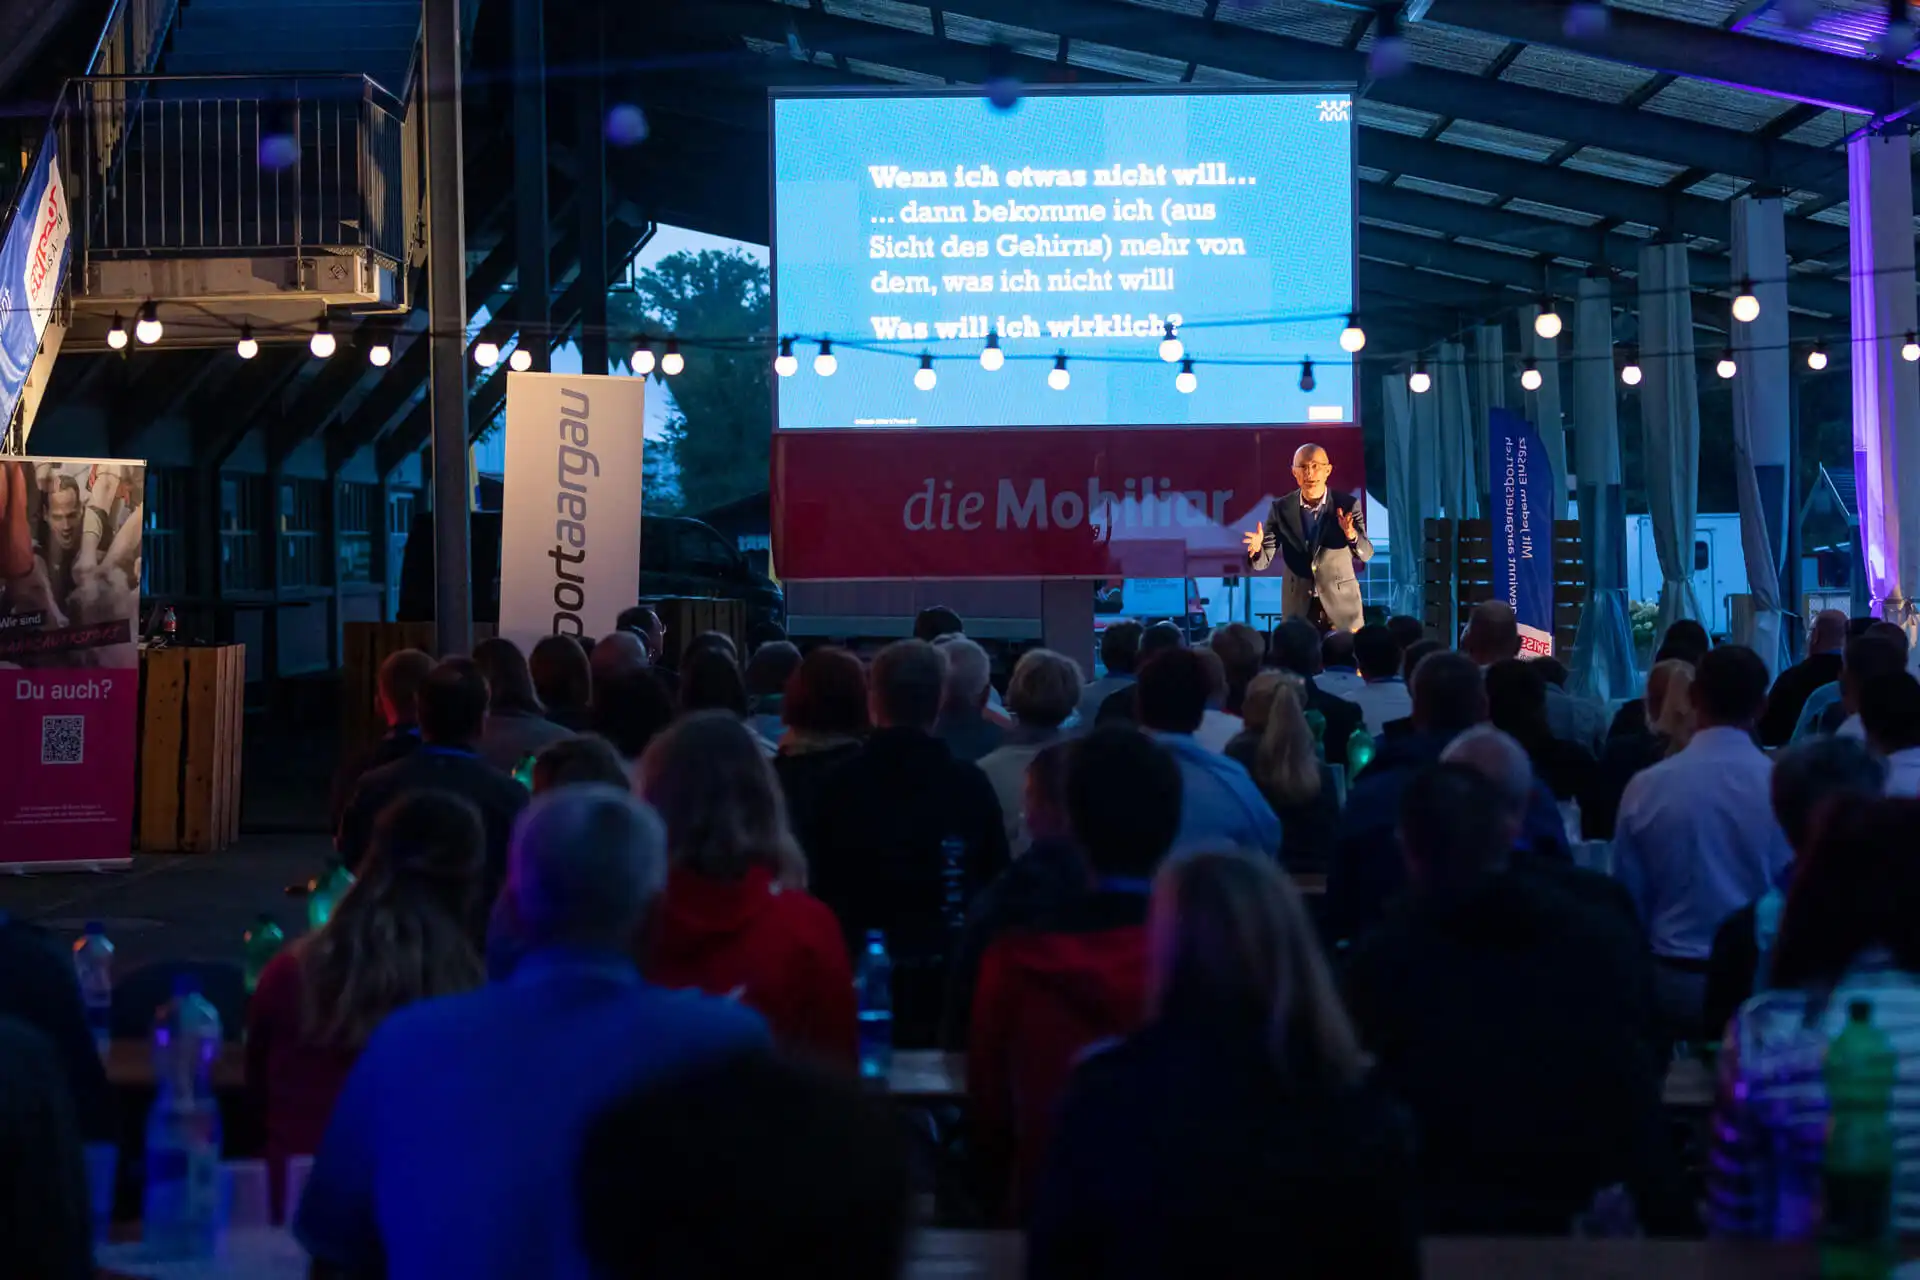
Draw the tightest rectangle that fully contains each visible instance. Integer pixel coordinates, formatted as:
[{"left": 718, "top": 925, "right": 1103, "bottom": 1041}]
[
  {"left": 1534, "top": 655, "right": 1609, "bottom": 757},
  {"left": 1078, "top": 620, "right": 1142, "bottom": 727},
  {"left": 472, "top": 637, "right": 573, "bottom": 773},
  {"left": 977, "top": 649, "right": 1082, "bottom": 850},
  {"left": 578, "top": 1054, "right": 910, "bottom": 1280},
  {"left": 678, "top": 646, "right": 750, "bottom": 717},
  {"left": 528, "top": 634, "right": 594, "bottom": 733},
  {"left": 1225, "top": 673, "right": 1340, "bottom": 875},
  {"left": 250, "top": 790, "right": 486, "bottom": 1216},
  {"left": 1614, "top": 644, "right": 1791, "bottom": 1041},
  {"left": 1385, "top": 613, "right": 1424, "bottom": 653},
  {"left": 1343, "top": 764, "right": 1689, "bottom": 1237},
  {"left": 914, "top": 605, "right": 965, "bottom": 643},
  {"left": 614, "top": 605, "right": 677, "bottom": 696},
  {"left": 1795, "top": 622, "right": 1908, "bottom": 741},
  {"left": 589, "top": 635, "right": 676, "bottom": 761},
  {"left": 805, "top": 640, "right": 1010, "bottom": 1046},
  {"left": 1029, "top": 850, "right": 1418, "bottom": 1279},
  {"left": 772, "top": 646, "right": 870, "bottom": 843},
  {"left": 0, "top": 1015, "right": 92, "bottom": 1280},
  {"left": 1207, "top": 622, "right": 1265, "bottom": 717},
  {"left": 1317, "top": 629, "right": 1364, "bottom": 699},
  {"left": 1096, "top": 622, "right": 1185, "bottom": 726},
  {"left": 0, "top": 913, "right": 112, "bottom": 1144},
  {"left": 638, "top": 713, "right": 855, "bottom": 1067},
  {"left": 1585, "top": 658, "right": 1694, "bottom": 839},
  {"left": 1709, "top": 798, "right": 1920, "bottom": 1239},
  {"left": 1610, "top": 620, "right": 1710, "bottom": 740},
  {"left": 329, "top": 647, "right": 432, "bottom": 834},
  {"left": 1703, "top": 736, "right": 1886, "bottom": 1038},
  {"left": 1268, "top": 618, "right": 1365, "bottom": 768},
  {"left": 1344, "top": 624, "right": 1411, "bottom": 735},
  {"left": 1190, "top": 647, "right": 1245, "bottom": 753},
  {"left": 1758, "top": 609, "right": 1848, "bottom": 746},
  {"left": 338, "top": 658, "right": 528, "bottom": 900},
  {"left": 296, "top": 787, "right": 769, "bottom": 1278},
  {"left": 1459, "top": 600, "right": 1521, "bottom": 669},
  {"left": 745, "top": 639, "right": 803, "bottom": 744},
  {"left": 1134, "top": 648, "right": 1279, "bottom": 857},
  {"left": 1861, "top": 671, "right": 1920, "bottom": 796},
  {"left": 1485, "top": 658, "right": 1600, "bottom": 824},
  {"left": 933, "top": 635, "right": 1006, "bottom": 763},
  {"left": 529, "top": 734, "right": 629, "bottom": 794},
  {"left": 969, "top": 727, "right": 1178, "bottom": 1219}
]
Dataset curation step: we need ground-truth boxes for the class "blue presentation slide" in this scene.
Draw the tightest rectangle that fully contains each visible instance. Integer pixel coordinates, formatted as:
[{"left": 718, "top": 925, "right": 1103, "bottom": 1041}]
[{"left": 772, "top": 90, "right": 1354, "bottom": 431}]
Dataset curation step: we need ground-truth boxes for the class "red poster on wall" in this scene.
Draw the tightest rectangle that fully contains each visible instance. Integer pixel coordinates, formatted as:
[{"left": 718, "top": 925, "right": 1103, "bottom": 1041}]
[
  {"left": 773, "top": 425, "right": 1364, "bottom": 580},
  {"left": 0, "top": 457, "right": 143, "bottom": 870}
]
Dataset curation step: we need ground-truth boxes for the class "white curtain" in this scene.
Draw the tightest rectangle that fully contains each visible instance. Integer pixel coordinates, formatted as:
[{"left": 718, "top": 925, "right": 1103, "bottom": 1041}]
[
  {"left": 1437, "top": 340, "right": 1475, "bottom": 518},
  {"left": 1383, "top": 370, "right": 1423, "bottom": 618},
  {"left": 1638, "top": 241, "right": 1704, "bottom": 633},
  {"left": 1730, "top": 195, "right": 1791, "bottom": 676},
  {"left": 1569, "top": 274, "right": 1638, "bottom": 699},
  {"left": 1473, "top": 323, "right": 1503, "bottom": 509},
  {"left": 1520, "top": 304, "right": 1569, "bottom": 522}
]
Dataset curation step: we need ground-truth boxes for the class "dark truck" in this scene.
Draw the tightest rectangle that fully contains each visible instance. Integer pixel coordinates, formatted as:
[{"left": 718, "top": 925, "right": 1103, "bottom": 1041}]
[{"left": 398, "top": 512, "right": 785, "bottom": 633}]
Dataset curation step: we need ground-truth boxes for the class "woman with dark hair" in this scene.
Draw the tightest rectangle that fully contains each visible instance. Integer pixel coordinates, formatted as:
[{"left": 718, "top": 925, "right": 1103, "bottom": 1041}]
[
  {"left": 1029, "top": 851, "right": 1416, "bottom": 1277},
  {"left": 679, "top": 647, "right": 752, "bottom": 721},
  {"left": 1709, "top": 798, "right": 1920, "bottom": 1239},
  {"left": 473, "top": 636, "right": 573, "bottom": 773},
  {"left": 1485, "top": 659, "right": 1599, "bottom": 830},
  {"left": 529, "top": 634, "right": 593, "bottom": 732},
  {"left": 773, "top": 646, "right": 870, "bottom": 841},
  {"left": 638, "top": 712, "right": 855, "bottom": 1065},
  {"left": 247, "top": 791, "right": 487, "bottom": 1216},
  {"left": 592, "top": 662, "right": 676, "bottom": 762}
]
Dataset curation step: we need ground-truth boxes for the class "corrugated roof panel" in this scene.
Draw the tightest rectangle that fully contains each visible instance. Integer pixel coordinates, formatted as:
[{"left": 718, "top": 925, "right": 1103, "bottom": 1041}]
[
  {"left": 820, "top": 0, "right": 934, "bottom": 34},
  {"left": 1614, "top": 222, "right": 1659, "bottom": 239},
  {"left": 1736, "top": 0, "right": 1897, "bottom": 61},
  {"left": 1118, "top": 0, "right": 1211, "bottom": 16},
  {"left": 1384, "top": 21, "right": 1514, "bottom": 75},
  {"left": 1065, "top": 39, "right": 1186, "bottom": 80},
  {"left": 1393, "top": 174, "right": 1499, "bottom": 205},
  {"left": 1356, "top": 99, "right": 1445, "bottom": 136},
  {"left": 1684, "top": 173, "right": 1747, "bottom": 200},
  {"left": 1358, "top": 165, "right": 1391, "bottom": 183},
  {"left": 1502, "top": 198, "right": 1603, "bottom": 227},
  {"left": 1451, "top": 236, "right": 1537, "bottom": 258},
  {"left": 1642, "top": 77, "right": 1798, "bottom": 132},
  {"left": 1436, "top": 119, "right": 1564, "bottom": 162},
  {"left": 1608, "top": 0, "right": 1746, "bottom": 23},
  {"left": 1359, "top": 219, "right": 1449, "bottom": 239},
  {"left": 1499, "top": 43, "right": 1653, "bottom": 104},
  {"left": 939, "top": 12, "right": 1056, "bottom": 59},
  {"left": 1213, "top": 0, "right": 1355, "bottom": 44},
  {"left": 1810, "top": 204, "right": 1850, "bottom": 227},
  {"left": 843, "top": 57, "right": 946, "bottom": 84},
  {"left": 1187, "top": 64, "right": 1268, "bottom": 83},
  {"left": 1561, "top": 146, "right": 1689, "bottom": 186},
  {"left": 1780, "top": 109, "right": 1858, "bottom": 149}
]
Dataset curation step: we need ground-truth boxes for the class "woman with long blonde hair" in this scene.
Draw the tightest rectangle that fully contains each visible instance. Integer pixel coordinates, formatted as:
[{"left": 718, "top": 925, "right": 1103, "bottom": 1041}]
[
  {"left": 1029, "top": 850, "right": 1416, "bottom": 1278},
  {"left": 637, "top": 711, "right": 855, "bottom": 1065},
  {"left": 1225, "top": 672, "right": 1340, "bottom": 873},
  {"left": 1646, "top": 658, "right": 1697, "bottom": 757}
]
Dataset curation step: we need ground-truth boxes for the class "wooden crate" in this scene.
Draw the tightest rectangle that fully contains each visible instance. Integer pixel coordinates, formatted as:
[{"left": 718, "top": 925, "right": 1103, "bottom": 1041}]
[
  {"left": 655, "top": 597, "right": 748, "bottom": 667},
  {"left": 340, "top": 622, "right": 439, "bottom": 749},
  {"left": 1423, "top": 518, "right": 1587, "bottom": 656},
  {"left": 136, "top": 645, "right": 245, "bottom": 853}
]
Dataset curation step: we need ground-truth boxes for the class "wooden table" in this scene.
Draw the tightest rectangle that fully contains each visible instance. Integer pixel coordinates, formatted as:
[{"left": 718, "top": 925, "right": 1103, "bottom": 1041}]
[
  {"left": 105, "top": 1038, "right": 246, "bottom": 1091},
  {"left": 889, "top": 1050, "right": 966, "bottom": 1102}
]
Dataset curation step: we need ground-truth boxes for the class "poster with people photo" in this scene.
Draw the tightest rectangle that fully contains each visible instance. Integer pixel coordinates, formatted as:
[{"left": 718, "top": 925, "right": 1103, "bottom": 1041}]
[{"left": 0, "top": 456, "right": 143, "bottom": 869}]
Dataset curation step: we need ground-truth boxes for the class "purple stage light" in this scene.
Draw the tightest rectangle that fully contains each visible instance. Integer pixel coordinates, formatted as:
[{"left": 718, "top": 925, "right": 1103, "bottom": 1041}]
[{"left": 606, "top": 104, "right": 648, "bottom": 147}]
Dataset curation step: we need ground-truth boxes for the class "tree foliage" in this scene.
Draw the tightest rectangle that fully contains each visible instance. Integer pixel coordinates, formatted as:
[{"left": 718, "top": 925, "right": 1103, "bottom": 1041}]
[{"left": 610, "top": 249, "right": 771, "bottom": 517}]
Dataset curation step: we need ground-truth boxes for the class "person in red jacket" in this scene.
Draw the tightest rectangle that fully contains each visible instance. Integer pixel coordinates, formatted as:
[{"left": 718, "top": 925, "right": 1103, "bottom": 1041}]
[
  {"left": 968, "top": 726, "right": 1184, "bottom": 1219},
  {"left": 636, "top": 711, "right": 857, "bottom": 1067}
]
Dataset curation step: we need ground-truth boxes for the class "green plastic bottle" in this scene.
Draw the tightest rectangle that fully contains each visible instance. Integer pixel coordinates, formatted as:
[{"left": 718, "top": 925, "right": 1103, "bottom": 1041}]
[
  {"left": 1346, "top": 727, "right": 1376, "bottom": 778},
  {"left": 241, "top": 915, "right": 285, "bottom": 994},
  {"left": 1822, "top": 999, "right": 1897, "bottom": 1279},
  {"left": 306, "top": 860, "right": 355, "bottom": 932},
  {"left": 1304, "top": 708, "right": 1328, "bottom": 760}
]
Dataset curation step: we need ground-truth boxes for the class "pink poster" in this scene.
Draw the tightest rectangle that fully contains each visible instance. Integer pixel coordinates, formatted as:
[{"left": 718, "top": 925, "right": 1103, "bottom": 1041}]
[{"left": 0, "top": 457, "right": 142, "bottom": 870}]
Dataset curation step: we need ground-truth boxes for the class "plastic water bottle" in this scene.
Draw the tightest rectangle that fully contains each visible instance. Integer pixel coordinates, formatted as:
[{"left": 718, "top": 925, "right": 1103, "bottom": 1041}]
[
  {"left": 1822, "top": 999, "right": 1896, "bottom": 1278},
  {"left": 1304, "top": 708, "right": 1328, "bottom": 760},
  {"left": 144, "top": 978, "right": 223, "bottom": 1260},
  {"left": 306, "top": 860, "right": 354, "bottom": 931},
  {"left": 241, "top": 915, "right": 286, "bottom": 994},
  {"left": 1346, "top": 727, "right": 1376, "bottom": 778},
  {"left": 855, "top": 930, "right": 893, "bottom": 1081},
  {"left": 73, "top": 922, "right": 113, "bottom": 1054}
]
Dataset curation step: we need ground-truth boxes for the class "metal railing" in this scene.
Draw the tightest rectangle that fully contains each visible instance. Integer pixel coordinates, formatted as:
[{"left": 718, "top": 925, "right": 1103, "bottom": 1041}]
[{"left": 59, "top": 74, "right": 413, "bottom": 272}]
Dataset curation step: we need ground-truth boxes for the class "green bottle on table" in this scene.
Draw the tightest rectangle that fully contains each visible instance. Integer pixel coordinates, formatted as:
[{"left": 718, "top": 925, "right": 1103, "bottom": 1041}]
[
  {"left": 241, "top": 915, "right": 285, "bottom": 994},
  {"left": 1822, "top": 999, "right": 1896, "bottom": 1279},
  {"left": 306, "top": 860, "right": 355, "bottom": 932},
  {"left": 1346, "top": 727, "right": 1376, "bottom": 778},
  {"left": 1304, "top": 708, "right": 1327, "bottom": 760}
]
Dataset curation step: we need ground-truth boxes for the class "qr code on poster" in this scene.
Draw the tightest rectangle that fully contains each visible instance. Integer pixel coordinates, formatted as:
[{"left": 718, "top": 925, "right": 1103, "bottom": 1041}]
[{"left": 41, "top": 715, "right": 84, "bottom": 765}]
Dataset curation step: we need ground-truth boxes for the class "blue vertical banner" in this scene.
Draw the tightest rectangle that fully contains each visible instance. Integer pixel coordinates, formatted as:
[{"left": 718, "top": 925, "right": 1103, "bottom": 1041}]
[
  {"left": 1490, "top": 407, "right": 1556, "bottom": 657},
  {"left": 0, "top": 129, "right": 70, "bottom": 429}
]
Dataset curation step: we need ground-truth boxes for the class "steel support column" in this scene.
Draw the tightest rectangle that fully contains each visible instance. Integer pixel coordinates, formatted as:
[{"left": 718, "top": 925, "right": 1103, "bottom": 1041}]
[
  {"left": 424, "top": 0, "right": 471, "bottom": 655},
  {"left": 575, "top": 9, "right": 609, "bottom": 377},
  {"left": 514, "top": 0, "right": 550, "bottom": 371}
]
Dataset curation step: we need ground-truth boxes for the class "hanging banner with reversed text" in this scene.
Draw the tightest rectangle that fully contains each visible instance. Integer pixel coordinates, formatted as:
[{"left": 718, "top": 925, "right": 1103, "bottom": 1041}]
[
  {"left": 498, "top": 372, "right": 647, "bottom": 654},
  {"left": 1489, "top": 407, "right": 1556, "bottom": 657},
  {"left": 774, "top": 425, "right": 1364, "bottom": 579},
  {"left": 0, "top": 129, "right": 71, "bottom": 430},
  {"left": 0, "top": 458, "right": 143, "bottom": 869}
]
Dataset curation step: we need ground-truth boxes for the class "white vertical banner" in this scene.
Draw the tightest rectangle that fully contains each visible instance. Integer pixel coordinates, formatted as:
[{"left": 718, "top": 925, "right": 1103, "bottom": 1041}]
[{"left": 498, "top": 372, "right": 646, "bottom": 654}]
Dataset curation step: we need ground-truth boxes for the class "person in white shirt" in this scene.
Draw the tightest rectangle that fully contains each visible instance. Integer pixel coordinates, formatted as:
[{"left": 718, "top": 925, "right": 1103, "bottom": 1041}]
[
  {"left": 1191, "top": 646, "right": 1244, "bottom": 754},
  {"left": 1613, "top": 644, "right": 1793, "bottom": 1041},
  {"left": 1861, "top": 670, "right": 1920, "bottom": 798},
  {"left": 1315, "top": 630, "right": 1366, "bottom": 701},
  {"left": 1343, "top": 623, "right": 1413, "bottom": 736}
]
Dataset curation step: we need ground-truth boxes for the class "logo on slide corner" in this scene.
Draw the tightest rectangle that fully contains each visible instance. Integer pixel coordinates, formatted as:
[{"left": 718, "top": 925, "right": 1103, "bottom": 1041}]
[{"left": 1317, "top": 99, "right": 1351, "bottom": 124}]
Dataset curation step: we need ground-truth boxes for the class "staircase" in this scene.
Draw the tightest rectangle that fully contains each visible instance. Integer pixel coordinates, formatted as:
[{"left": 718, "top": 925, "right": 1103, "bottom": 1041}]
[{"left": 158, "top": 0, "right": 419, "bottom": 97}]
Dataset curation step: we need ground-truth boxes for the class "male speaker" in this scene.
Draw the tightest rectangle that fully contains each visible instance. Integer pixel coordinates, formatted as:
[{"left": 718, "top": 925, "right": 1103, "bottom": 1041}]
[{"left": 1241, "top": 442, "right": 1372, "bottom": 633}]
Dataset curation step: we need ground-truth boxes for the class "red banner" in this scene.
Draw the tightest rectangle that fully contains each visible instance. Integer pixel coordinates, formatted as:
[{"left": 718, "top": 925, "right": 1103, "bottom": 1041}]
[{"left": 773, "top": 425, "right": 1364, "bottom": 580}]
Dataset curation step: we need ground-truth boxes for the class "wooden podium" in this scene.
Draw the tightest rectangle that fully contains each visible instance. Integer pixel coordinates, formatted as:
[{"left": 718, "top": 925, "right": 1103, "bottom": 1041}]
[{"left": 136, "top": 644, "right": 245, "bottom": 853}]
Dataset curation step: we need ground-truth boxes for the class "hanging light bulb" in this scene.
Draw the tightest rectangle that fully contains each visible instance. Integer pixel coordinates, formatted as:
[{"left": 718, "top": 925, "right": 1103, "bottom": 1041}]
[
  {"left": 1338, "top": 312, "right": 1366, "bottom": 354},
  {"left": 914, "top": 352, "right": 937, "bottom": 391},
  {"left": 660, "top": 339, "right": 684, "bottom": 377},
  {"left": 1520, "top": 357, "right": 1543, "bottom": 392},
  {"left": 135, "top": 301, "right": 163, "bottom": 345},
  {"left": 814, "top": 339, "right": 837, "bottom": 377},
  {"left": 309, "top": 316, "right": 336, "bottom": 359},
  {"left": 1716, "top": 350, "right": 1738, "bottom": 379},
  {"left": 1808, "top": 341, "right": 1830, "bottom": 372},
  {"left": 1408, "top": 360, "right": 1431, "bottom": 395},
  {"left": 1732, "top": 278, "right": 1761, "bottom": 324},
  {"left": 1158, "top": 321, "right": 1183, "bottom": 363},
  {"left": 106, "top": 313, "right": 128, "bottom": 350},
  {"left": 1533, "top": 300, "right": 1562, "bottom": 341},
  {"left": 368, "top": 332, "right": 392, "bottom": 366},
  {"left": 980, "top": 331, "right": 1005, "bottom": 371},
  {"left": 235, "top": 324, "right": 258, "bottom": 360},
  {"left": 509, "top": 346, "right": 533, "bottom": 372},
  {"left": 474, "top": 339, "right": 500, "bottom": 368},
  {"left": 1175, "top": 358, "right": 1197, "bottom": 394},
  {"left": 1047, "top": 352, "right": 1070, "bottom": 391},
  {"left": 1620, "top": 349, "right": 1642, "bottom": 386},
  {"left": 1299, "top": 358, "right": 1316, "bottom": 394},
  {"left": 1904, "top": 332, "right": 1920, "bottom": 363},
  {"left": 630, "top": 340, "right": 655, "bottom": 376},
  {"left": 774, "top": 337, "right": 797, "bottom": 377}
]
